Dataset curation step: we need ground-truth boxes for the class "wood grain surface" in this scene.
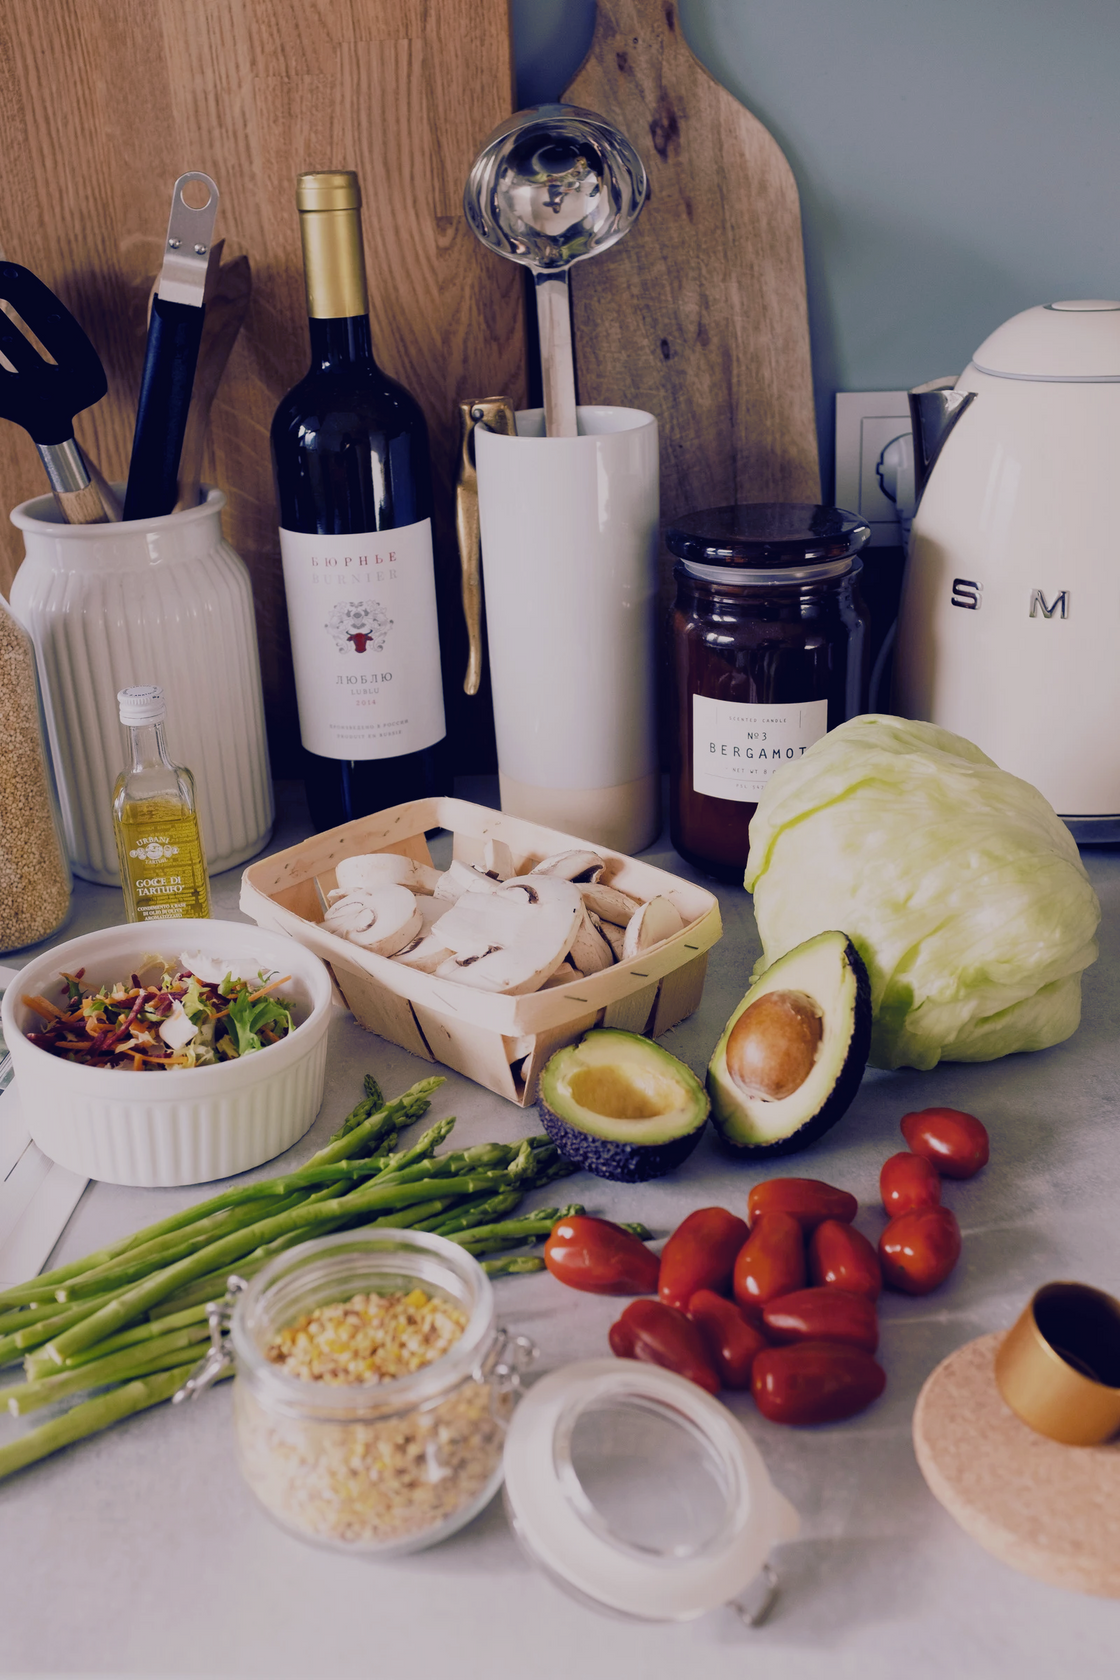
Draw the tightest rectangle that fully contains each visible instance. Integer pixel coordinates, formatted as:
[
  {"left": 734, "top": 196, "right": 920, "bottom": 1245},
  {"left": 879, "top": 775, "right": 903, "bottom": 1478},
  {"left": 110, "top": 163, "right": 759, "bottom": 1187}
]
[
  {"left": 914, "top": 1332, "right": 1120, "bottom": 1598},
  {"left": 0, "top": 0, "right": 524, "bottom": 770},
  {"left": 564, "top": 0, "right": 821, "bottom": 524}
]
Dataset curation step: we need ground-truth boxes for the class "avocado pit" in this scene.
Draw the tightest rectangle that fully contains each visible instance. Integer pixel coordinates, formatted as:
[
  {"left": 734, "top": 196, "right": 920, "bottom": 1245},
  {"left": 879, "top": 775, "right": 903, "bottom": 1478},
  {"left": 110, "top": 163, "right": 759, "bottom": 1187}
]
[{"left": 726, "top": 989, "right": 823, "bottom": 1101}]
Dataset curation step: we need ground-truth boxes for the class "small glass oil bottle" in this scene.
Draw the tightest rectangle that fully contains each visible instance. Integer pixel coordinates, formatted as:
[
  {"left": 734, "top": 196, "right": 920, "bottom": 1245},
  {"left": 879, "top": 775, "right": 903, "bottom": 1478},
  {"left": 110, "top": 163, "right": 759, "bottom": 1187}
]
[{"left": 112, "top": 686, "right": 210, "bottom": 921}]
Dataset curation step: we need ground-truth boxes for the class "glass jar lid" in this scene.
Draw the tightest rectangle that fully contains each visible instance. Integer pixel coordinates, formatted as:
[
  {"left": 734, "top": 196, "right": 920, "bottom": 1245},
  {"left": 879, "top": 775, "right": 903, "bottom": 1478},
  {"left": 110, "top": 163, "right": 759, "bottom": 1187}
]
[
  {"left": 502, "top": 1359, "right": 799, "bottom": 1623},
  {"left": 666, "top": 503, "right": 870, "bottom": 584}
]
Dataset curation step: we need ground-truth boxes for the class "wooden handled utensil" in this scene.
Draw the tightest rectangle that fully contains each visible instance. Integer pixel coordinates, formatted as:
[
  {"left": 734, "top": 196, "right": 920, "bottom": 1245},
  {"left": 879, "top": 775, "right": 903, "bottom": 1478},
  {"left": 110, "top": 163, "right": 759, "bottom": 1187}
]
[{"left": 0, "top": 263, "right": 110, "bottom": 524}]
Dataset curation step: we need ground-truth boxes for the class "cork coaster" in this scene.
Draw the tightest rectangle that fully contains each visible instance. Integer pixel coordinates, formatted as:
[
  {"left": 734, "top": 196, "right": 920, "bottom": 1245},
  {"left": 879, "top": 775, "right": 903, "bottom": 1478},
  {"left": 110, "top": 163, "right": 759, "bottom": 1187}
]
[{"left": 913, "top": 1332, "right": 1120, "bottom": 1596}]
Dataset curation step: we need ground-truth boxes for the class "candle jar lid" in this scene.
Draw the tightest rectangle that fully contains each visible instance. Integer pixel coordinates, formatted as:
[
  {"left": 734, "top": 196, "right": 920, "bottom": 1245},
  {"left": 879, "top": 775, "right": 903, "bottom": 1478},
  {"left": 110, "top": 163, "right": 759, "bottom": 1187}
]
[{"left": 666, "top": 504, "right": 870, "bottom": 585}]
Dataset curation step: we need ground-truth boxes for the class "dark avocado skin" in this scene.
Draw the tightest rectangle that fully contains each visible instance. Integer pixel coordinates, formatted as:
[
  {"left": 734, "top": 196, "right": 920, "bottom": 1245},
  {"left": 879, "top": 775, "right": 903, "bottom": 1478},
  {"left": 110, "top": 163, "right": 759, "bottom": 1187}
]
[
  {"left": 713, "top": 937, "right": 873, "bottom": 1160},
  {"left": 536, "top": 1098, "right": 706, "bottom": 1183}
]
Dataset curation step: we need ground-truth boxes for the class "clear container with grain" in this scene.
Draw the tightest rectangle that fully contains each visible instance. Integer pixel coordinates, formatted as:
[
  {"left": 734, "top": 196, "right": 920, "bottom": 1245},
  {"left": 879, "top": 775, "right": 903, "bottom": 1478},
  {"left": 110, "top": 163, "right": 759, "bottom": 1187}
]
[
  {"left": 0, "top": 595, "right": 70, "bottom": 955},
  {"left": 231, "top": 1230, "right": 527, "bottom": 1555}
]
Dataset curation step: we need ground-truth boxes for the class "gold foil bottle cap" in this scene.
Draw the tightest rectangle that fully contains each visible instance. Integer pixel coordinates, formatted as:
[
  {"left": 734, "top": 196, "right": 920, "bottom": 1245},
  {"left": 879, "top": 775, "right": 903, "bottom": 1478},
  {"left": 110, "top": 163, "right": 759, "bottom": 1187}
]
[
  {"left": 295, "top": 171, "right": 367, "bottom": 319},
  {"left": 994, "top": 1281, "right": 1120, "bottom": 1446},
  {"left": 296, "top": 171, "right": 362, "bottom": 213}
]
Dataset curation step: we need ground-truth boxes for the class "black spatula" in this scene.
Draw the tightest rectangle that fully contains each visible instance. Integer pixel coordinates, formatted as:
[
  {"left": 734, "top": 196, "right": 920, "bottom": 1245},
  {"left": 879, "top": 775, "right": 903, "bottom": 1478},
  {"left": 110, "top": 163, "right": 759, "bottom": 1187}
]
[{"left": 0, "top": 262, "right": 110, "bottom": 523}]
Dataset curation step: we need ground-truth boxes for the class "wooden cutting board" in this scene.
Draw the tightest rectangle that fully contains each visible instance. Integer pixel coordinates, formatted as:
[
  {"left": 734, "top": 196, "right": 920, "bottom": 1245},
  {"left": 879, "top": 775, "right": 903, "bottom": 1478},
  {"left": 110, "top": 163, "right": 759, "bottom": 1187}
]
[
  {"left": 0, "top": 0, "right": 524, "bottom": 770},
  {"left": 564, "top": 0, "right": 820, "bottom": 520}
]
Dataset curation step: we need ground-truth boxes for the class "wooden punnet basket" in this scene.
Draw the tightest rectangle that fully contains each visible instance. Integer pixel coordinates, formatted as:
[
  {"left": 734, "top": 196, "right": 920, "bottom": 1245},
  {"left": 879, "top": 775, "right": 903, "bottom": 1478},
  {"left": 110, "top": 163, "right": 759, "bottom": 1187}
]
[{"left": 240, "top": 797, "right": 722, "bottom": 1106}]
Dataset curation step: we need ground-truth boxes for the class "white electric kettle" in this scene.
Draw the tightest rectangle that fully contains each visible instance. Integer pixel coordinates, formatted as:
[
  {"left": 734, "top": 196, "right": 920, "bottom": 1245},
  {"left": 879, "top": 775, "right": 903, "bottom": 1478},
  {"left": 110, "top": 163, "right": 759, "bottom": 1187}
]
[{"left": 894, "top": 300, "right": 1120, "bottom": 840}]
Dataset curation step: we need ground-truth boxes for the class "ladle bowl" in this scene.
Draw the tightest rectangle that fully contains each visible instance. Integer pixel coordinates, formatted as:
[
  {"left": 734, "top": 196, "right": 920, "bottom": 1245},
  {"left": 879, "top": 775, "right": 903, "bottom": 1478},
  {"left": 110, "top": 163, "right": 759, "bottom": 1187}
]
[{"left": 464, "top": 104, "right": 647, "bottom": 436}]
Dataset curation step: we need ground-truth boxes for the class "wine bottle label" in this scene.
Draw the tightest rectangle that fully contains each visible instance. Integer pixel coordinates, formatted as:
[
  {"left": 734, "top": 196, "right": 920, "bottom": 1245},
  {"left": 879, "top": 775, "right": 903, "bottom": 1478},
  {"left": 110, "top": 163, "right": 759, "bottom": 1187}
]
[
  {"left": 279, "top": 518, "right": 445, "bottom": 760},
  {"left": 692, "top": 695, "right": 828, "bottom": 802}
]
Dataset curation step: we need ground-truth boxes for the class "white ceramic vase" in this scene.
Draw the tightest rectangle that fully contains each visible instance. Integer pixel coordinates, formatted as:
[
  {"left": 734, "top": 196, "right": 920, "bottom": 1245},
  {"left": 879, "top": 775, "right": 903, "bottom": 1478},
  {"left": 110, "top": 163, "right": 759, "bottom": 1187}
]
[
  {"left": 474, "top": 406, "right": 660, "bottom": 856},
  {"left": 10, "top": 488, "right": 274, "bottom": 884}
]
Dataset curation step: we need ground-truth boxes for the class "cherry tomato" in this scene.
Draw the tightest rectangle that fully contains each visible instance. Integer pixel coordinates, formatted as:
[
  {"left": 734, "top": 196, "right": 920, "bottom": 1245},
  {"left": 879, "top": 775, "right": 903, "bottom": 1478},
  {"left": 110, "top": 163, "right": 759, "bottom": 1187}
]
[
  {"left": 900, "top": 1107, "right": 989, "bottom": 1179},
  {"left": 609, "top": 1299, "right": 721, "bottom": 1394},
  {"left": 879, "top": 1206, "right": 961, "bottom": 1295},
  {"left": 658, "top": 1207, "right": 749, "bottom": 1311},
  {"left": 687, "top": 1289, "right": 769, "bottom": 1389},
  {"left": 747, "top": 1177, "right": 858, "bottom": 1231},
  {"left": 762, "top": 1287, "right": 879, "bottom": 1354},
  {"left": 753, "top": 1341, "right": 886, "bottom": 1425},
  {"left": 808, "top": 1219, "right": 882, "bottom": 1300},
  {"left": 544, "top": 1215, "right": 660, "bottom": 1296},
  {"left": 733, "top": 1212, "right": 806, "bottom": 1309},
  {"left": 880, "top": 1151, "right": 942, "bottom": 1217}
]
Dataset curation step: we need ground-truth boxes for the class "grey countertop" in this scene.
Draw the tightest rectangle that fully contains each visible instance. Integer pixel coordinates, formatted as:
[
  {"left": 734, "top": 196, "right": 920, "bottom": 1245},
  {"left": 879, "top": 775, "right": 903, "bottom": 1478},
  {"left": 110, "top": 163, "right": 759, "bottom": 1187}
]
[{"left": 2, "top": 779, "right": 1119, "bottom": 1679}]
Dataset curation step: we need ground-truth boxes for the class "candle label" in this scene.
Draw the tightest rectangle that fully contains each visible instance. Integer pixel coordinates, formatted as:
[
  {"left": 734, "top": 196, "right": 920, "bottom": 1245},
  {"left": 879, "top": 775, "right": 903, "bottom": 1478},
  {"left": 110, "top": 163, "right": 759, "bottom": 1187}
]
[
  {"left": 692, "top": 695, "right": 829, "bottom": 802},
  {"left": 279, "top": 518, "right": 445, "bottom": 760}
]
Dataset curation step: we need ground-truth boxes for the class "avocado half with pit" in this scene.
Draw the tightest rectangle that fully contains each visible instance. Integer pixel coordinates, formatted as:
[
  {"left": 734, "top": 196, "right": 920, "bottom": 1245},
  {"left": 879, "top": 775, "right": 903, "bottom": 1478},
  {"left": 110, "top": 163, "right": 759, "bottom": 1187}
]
[
  {"left": 707, "top": 931, "right": 872, "bottom": 1157},
  {"left": 537, "top": 1028, "right": 709, "bottom": 1183}
]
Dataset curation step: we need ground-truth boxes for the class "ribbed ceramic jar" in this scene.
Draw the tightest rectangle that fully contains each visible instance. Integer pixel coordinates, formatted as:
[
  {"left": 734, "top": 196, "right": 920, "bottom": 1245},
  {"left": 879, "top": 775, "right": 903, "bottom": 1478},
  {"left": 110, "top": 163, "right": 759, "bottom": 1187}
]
[
  {"left": 9, "top": 489, "right": 274, "bottom": 884},
  {"left": 0, "top": 918, "right": 332, "bottom": 1186}
]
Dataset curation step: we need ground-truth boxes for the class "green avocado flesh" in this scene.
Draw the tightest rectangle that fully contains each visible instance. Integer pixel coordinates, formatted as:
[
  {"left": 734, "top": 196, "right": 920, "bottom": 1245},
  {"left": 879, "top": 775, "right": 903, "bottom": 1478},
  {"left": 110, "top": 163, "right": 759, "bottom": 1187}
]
[
  {"left": 537, "top": 1029, "right": 709, "bottom": 1183},
  {"left": 707, "top": 931, "right": 871, "bottom": 1156}
]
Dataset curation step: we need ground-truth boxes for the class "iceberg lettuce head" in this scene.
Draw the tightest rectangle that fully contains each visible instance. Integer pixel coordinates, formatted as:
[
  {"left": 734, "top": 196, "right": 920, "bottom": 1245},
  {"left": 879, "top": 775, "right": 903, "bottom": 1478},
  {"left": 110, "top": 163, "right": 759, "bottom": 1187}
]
[{"left": 744, "top": 715, "right": 1100, "bottom": 1070}]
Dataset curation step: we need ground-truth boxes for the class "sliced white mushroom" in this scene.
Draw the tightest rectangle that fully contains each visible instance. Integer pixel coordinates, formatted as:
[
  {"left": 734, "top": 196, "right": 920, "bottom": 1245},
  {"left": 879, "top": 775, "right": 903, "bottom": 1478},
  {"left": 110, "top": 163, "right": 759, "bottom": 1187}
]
[
  {"left": 530, "top": 849, "right": 605, "bottom": 884},
  {"left": 579, "top": 881, "right": 642, "bottom": 926},
  {"left": 324, "top": 884, "right": 423, "bottom": 956},
  {"left": 433, "top": 859, "right": 505, "bottom": 902},
  {"left": 621, "top": 895, "right": 685, "bottom": 961},
  {"left": 392, "top": 932, "right": 456, "bottom": 973},
  {"left": 334, "top": 853, "right": 420, "bottom": 895},
  {"left": 432, "top": 874, "right": 582, "bottom": 994},
  {"left": 568, "top": 906, "right": 615, "bottom": 975},
  {"left": 600, "top": 920, "right": 627, "bottom": 960},
  {"left": 481, "top": 838, "right": 514, "bottom": 879}
]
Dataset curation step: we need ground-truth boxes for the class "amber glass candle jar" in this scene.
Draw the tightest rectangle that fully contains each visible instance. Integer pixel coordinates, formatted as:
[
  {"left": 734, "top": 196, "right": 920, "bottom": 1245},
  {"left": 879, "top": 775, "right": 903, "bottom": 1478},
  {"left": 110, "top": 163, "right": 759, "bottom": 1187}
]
[{"left": 666, "top": 504, "right": 870, "bottom": 883}]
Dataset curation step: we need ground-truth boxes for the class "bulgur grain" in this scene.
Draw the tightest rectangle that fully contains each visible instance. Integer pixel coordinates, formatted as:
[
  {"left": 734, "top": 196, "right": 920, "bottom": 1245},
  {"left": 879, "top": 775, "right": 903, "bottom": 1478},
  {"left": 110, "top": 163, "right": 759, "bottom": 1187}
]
[
  {"left": 0, "top": 600, "right": 69, "bottom": 954},
  {"left": 241, "top": 1288, "right": 505, "bottom": 1548},
  {"left": 265, "top": 1288, "right": 468, "bottom": 1385}
]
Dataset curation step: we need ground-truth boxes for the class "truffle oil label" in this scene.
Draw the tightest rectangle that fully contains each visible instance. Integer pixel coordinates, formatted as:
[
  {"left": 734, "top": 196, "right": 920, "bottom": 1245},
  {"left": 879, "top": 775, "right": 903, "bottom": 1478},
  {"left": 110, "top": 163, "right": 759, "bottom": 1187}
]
[
  {"left": 692, "top": 696, "right": 829, "bottom": 802},
  {"left": 279, "top": 518, "right": 445, "bottom": 761},
  {"left": 116, "top": 801, "right": 210, "bottom": 921}
]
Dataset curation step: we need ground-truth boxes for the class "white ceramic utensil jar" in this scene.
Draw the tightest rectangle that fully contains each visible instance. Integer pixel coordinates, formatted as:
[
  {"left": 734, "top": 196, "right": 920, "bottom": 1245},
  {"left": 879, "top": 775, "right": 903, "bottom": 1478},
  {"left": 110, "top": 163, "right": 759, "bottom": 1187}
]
[
  {"left": 10, "top": 488, "right": 273, "bottom": 883},
  {"left": 474, "top": 407, "right": 659, "bottom": 856}
]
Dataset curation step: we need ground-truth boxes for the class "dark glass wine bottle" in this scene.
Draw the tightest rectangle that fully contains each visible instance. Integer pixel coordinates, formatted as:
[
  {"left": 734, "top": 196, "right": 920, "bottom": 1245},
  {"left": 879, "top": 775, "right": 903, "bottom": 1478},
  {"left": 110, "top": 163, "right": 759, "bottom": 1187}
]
[{"left": 272, "top": 170, "right": 447, "bottom": 832}]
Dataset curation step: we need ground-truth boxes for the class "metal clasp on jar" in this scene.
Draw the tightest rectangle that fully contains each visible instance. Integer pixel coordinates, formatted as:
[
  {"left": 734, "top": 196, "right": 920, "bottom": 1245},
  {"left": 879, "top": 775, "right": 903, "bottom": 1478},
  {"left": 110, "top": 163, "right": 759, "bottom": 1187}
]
[
  {"left": 172, "top": 1275, "right": 250, "bottom": 1403},
  {"left": 475, "top": 1327, "right": 538, "bottom": 1422}
]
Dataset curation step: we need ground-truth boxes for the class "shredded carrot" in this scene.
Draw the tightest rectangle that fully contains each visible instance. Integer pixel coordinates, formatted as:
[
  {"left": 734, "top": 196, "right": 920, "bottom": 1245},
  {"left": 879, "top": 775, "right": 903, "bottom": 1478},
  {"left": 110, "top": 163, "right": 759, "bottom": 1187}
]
[{"left": 247, "top": 974, "right": 292, "bottom": 1003}]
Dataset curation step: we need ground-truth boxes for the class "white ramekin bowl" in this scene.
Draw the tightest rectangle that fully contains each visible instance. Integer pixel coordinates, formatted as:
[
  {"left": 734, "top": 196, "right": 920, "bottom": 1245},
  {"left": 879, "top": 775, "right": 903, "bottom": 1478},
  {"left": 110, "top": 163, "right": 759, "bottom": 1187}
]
[{"left": 1, "top": 919, "right": 333, "bottom": 1187}]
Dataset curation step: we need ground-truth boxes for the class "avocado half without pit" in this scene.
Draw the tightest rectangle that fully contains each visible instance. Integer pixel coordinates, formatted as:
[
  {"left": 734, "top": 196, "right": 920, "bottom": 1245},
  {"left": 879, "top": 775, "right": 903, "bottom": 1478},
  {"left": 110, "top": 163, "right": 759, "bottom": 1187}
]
[
  {"left": 707, "top": 931, "right": 872, "bottom": 1157},
  {"left": 537, "top": 1028, "right": 709, "bottom": 1182}
]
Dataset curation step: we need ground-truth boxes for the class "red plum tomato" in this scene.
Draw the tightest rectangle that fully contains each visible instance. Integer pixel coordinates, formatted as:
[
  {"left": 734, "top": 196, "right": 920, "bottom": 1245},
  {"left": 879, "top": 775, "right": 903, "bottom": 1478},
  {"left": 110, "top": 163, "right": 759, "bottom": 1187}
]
[
  {"left": 753, "top": 1341, "right": 886, "bottom": 1425},
  {"left": 808, "top": 1219, "right": 882, "bottom": 1300},
  {"left": 733, "top": 1212, "right": 806, "bottom": 1309},
  {"left": 880, "top": 1151, "right": 942, "bottom": 1217},
  {"left": 610, "top": 1299, "right": 721, "bottom": 1394},
  {"left": 544, "top": 1215, "right": 660, "bottom": 1296},
  {"left": 687, "top": 1289, "right": 769, "bottom": 1389},
  {"left": 747, "top": 1178, "right": 857, "bottom": 1232},
  {"left": 900, "top": 1107, "right": 989, "bottom": 1179},
  {"left": 761, "top": 1287, "right": 879, "bottom": 1354},
  {"left": 879, "top": 1206, "right": 961, "bottom": 1295},
  {"left": 658, "top": 1207, "right": 749, "bottom": 1311}
]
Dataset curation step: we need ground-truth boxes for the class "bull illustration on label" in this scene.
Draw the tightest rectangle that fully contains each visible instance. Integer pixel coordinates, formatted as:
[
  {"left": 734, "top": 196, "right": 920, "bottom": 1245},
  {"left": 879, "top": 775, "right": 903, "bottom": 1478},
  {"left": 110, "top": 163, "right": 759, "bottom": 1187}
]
[{"left": 325, "top": 600, "right": 393, "bottom": 654}]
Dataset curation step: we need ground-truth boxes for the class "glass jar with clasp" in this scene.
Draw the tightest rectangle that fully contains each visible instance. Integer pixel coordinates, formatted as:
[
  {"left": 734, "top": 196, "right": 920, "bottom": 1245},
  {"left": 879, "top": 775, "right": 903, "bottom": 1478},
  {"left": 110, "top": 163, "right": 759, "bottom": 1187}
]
[{"left": 666, "top": 504, "right": 870, "bottom": 883}]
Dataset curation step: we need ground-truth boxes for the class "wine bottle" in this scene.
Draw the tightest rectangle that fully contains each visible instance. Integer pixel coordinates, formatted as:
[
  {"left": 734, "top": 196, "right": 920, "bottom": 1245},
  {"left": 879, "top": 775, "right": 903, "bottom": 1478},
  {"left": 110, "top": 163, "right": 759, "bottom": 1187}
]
[{"left": 272, "top": 170, "right": 446, "bottom": 831}]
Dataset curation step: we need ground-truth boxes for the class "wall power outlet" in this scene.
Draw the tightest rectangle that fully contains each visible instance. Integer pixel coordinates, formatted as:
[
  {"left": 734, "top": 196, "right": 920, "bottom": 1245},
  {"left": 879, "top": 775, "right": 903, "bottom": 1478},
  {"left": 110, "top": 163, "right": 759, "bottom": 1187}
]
[{"left": 835, "top": 391, "right": 912, "bottom": 547}]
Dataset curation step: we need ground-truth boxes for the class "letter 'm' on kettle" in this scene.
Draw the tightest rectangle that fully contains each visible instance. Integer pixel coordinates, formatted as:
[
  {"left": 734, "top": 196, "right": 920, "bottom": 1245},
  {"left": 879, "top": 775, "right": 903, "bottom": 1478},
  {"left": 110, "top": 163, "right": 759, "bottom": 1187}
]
[{"left": 1029, "top": 590, "right": 1070, "bottom": 619}]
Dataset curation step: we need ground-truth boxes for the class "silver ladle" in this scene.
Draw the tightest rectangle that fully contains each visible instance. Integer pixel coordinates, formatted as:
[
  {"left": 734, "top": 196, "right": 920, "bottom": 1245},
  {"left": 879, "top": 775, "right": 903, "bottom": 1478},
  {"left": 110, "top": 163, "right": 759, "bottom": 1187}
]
[{"left": 464, "top": 103, "right": 647, "bottom": 438}]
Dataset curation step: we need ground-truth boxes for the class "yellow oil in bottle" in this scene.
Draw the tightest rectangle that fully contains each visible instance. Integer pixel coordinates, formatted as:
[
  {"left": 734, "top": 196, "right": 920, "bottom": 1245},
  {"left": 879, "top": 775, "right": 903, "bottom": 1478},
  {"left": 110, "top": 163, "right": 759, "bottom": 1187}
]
[
  {"left": 112, "top": 685, "right": 211, "bottom": 922},
  {"left": 114, "top": 797, "right": 210, "bottom": 921}
]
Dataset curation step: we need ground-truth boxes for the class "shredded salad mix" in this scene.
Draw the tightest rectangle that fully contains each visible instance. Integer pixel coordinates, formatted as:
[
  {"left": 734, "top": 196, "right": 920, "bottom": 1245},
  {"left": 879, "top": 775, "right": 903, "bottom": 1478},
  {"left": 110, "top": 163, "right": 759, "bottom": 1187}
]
[{"left": 22, "top": 962, "right": 295, "bottom": 1071}]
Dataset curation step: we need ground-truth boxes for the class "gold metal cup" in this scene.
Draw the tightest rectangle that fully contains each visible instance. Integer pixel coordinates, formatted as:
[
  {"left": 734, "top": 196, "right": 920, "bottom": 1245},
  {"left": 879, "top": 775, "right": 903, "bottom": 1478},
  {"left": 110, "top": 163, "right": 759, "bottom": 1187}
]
[{"left": 994, "top": 1282, "right": 1120, "bottom": 1447}]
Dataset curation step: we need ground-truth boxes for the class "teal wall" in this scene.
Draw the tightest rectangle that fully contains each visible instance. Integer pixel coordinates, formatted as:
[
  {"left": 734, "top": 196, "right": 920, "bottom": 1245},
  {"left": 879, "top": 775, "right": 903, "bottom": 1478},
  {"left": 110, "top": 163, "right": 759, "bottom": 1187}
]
[{"left": 510, "top": 0, "right": 1120, "bottom": 493}]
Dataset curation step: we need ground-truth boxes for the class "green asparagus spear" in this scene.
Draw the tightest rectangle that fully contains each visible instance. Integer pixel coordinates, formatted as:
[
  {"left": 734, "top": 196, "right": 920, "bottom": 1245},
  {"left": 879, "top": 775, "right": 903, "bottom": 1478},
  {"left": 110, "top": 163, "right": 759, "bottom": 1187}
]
[
  {"left": 10, "top": 1324, "right": 212, "bottom": 1416},
  {"left": 482, "top": 1256, "right": 547, "bottom": 1276},
  {"left": 0, "top": 1361, "right": 232, "bottom": 1483}
]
